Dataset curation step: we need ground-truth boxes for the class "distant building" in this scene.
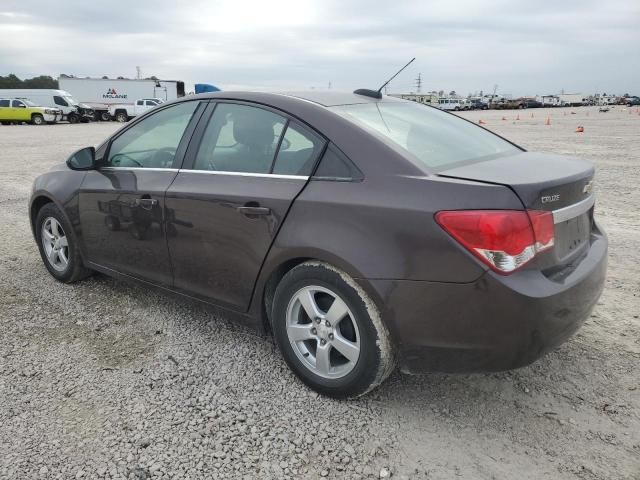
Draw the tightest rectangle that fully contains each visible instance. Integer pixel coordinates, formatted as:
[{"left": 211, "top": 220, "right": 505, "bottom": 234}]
[{"left": 388, "top": 93, "right": 438, "bottom": 106}]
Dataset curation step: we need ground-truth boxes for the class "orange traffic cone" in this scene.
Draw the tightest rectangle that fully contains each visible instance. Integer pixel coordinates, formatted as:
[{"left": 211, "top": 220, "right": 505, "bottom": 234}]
[
  {"left": 545, "top": 117, "right": 551, "bottom": 125},
  {"left": 576, "top": 126, "right": 584, "bottom": 133},
  {"left": 478, "top": 119, "right": 486, "bottom": 125}
]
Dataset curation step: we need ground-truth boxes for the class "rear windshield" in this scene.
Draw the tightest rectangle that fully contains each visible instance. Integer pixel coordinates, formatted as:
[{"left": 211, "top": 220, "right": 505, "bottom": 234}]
[{"left": 331, "top": 102, "right": 519, "bottom": 170}]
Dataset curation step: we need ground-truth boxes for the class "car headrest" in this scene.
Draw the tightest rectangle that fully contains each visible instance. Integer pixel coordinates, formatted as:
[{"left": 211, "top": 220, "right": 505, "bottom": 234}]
[{"left": 233, "top": 114, "right": 274, "bottom": 151}]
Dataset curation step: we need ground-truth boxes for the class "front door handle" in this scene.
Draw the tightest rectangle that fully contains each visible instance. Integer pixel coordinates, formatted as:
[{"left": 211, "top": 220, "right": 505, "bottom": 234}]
[
  {"left": 134, "top": 197, "right": 158, "bottom": 210},
  {"left": 237, "top": 206, "right": 271, "bottom": 216}
]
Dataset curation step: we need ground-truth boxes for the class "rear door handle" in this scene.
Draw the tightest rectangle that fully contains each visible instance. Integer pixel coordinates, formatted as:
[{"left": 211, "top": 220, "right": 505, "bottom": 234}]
[
  {"left": 237, "top": 206, "right": 271, "bottom": 216},
  {"left": 134, "top": 198, "right": 158, "bottom": 210}
]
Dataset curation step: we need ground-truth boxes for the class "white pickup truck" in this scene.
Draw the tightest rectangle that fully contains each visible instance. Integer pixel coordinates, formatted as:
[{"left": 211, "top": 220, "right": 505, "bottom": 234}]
[{"left": 108, "top": 98, "right": 164, "bottom": 122}]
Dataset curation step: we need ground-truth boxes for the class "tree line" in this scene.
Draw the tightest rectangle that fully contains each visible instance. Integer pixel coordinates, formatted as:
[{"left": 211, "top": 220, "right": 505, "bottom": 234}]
[{"left": 0, "top": 74, "right": 58, "bottom": 89}]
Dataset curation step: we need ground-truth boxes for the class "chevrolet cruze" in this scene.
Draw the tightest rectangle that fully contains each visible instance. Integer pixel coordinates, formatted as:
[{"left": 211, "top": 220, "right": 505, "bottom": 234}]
[{"left": 29, "top": 91, "right": 607, "bottom": 398}]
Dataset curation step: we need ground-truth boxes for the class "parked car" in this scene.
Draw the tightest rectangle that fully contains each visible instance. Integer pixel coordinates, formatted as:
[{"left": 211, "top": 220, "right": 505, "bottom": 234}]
[
  {"left": 469, "top": 99, "right": 489, "bottom": 110},
  {"left": 522, "top": 99, "right": 543, "bottom": 108},
  {"left": 108, "top": 98, "right": 164, "bottom": 122},
  {"left": 624, "top": 96, "right": 640, "bottom": 106},
  {"left": 29, "top": 91, "right": 607, "bottom": 398},
  {"left": 0, "top": 89, "right": 93, "bottom": 123},
  {"left": 0, "top": 98, "right": 61, "bottom": 125}
]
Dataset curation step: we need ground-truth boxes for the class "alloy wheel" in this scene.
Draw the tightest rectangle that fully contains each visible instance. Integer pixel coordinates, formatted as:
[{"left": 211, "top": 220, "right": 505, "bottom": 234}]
[
  {"left": 41, "top": 217, "right": 69, "bottom": 272},
  {"left": 286, "top": 285, "right": 360, "bottom": 379}
]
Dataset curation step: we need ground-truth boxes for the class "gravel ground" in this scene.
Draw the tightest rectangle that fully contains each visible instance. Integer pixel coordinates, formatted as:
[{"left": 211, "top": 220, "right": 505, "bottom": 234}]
[{"left": 1, "top": 106, "right": 639, "bottom": 479}]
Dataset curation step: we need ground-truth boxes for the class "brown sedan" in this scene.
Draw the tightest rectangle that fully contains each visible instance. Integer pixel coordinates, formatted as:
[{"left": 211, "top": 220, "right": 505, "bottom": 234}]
[{"left": 29, "top": 91, "right": 607, "bottom": 398}]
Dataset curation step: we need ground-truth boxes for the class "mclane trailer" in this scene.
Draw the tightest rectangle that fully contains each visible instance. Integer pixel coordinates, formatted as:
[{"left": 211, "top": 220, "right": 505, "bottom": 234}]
[{"left": 58, "top": 77, "right": 185, "bottom": 121}]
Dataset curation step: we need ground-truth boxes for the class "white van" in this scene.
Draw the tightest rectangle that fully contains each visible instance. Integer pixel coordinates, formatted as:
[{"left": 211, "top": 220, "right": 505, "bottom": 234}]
[
  {"left": 437, "top": 98, "right": 465, "bottom": 111},
  {"left": 0, "top": 89, "right": 93, "bottom": 123}
]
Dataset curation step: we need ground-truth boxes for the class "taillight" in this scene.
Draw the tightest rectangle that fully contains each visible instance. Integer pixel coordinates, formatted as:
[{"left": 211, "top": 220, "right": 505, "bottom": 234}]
[{"left": 435, "top": 210, "right": 555, "bottom": 274}]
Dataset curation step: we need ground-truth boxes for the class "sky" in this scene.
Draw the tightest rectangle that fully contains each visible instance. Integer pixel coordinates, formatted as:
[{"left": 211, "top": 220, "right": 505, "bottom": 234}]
[{"left": 1, "top": 0, "right": 639, "bottom": 97}]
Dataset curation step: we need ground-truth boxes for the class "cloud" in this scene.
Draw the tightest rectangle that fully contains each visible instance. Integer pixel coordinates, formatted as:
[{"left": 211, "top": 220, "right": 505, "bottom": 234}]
[{"left": 0, "top": 0, "right": 638, "bottom": 95}]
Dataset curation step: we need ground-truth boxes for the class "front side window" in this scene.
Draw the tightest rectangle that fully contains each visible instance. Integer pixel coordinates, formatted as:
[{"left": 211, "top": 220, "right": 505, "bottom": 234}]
[
  {"left": 137, "top": 100, "right": 144, "bottom": 106},
  {"left": 193, "top": 103, "right": 286, "bottom": 174},
  {"left": 12, "top": 100, "right": 25, "bottom": 108},
  {"left": 54, "top": 96, "right": 68, "bottom": 107},
  {"left": 331, "top": 102, "right": 519, "bottom": 170},
  {"left": 106, "top": 101, "right": 199, "bottom": 169},
  {"left": 272, "top": 122, "right": 324, "bottom": 176}
]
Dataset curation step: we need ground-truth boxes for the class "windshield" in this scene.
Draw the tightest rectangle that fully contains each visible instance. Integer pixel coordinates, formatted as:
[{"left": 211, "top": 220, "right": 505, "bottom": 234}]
[
  {"left": 64, "top": 96, "right": 78, "bottom": 106},
  {"left": 331, "top": 102, "right": 519, "bottom": 170}
]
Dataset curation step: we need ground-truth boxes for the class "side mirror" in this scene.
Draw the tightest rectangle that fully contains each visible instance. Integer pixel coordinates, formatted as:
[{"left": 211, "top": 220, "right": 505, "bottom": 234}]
[{"left": 66, "top": 146, "right": 96, "bottom": 170}]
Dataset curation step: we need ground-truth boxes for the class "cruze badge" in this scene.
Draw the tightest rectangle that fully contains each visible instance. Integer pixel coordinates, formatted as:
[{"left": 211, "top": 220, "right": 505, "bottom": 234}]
[
  {"left": 583, "top": 181, "right": 594, "bottom": 194},
  {"left": 541, "top": 194, "right": 560, "bottom": 204}
]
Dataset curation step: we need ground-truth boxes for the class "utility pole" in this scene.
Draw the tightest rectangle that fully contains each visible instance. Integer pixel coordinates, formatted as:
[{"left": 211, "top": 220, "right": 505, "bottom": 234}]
[
  {"left": 415, "top": 73, "right": 422, "bottom": 93},
  {"left": 136, "top": 66, "right": 141, "bottom": 80},
  {"left": 328, "top": 81, "right": 332, "bottom": 90}
]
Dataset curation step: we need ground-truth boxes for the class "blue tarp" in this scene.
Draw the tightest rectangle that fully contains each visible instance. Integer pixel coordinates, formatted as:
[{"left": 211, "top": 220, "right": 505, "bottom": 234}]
[{"left": 195, "top": 84, "right": 221, "bottom": 94}]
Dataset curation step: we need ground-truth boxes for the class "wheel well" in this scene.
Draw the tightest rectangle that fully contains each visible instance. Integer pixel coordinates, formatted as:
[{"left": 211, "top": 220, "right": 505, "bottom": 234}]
[
  {"left": 30, "top": 196, "right": 53, "bottom": 228},
  {"left": 115, "top": 109, "right": 127, "bottom": 115},
  {"left": 261, "top": 257, "right": 311, "bottom": 334}
]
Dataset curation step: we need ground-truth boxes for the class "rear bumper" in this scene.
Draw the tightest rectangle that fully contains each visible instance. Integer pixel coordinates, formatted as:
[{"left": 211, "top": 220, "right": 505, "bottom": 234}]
[{"left": 366, "top": 227, "right": 608, "bottom": 373}]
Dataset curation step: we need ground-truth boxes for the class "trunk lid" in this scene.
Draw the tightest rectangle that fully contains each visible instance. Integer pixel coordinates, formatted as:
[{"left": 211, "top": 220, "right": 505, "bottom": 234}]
[{"left": 438, "top": 152, "right": 595, "bottom": 270}]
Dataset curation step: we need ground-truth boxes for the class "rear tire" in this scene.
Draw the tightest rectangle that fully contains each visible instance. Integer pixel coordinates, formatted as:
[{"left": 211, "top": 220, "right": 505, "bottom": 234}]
[
  {"left": 68, "top": 113, "right": 79, "bottom": 124},
  {"left": 271, "top": 261, "right": 395, "bottom": 398},
  {"left": 31, "top": 114, "right": 44, "bottom": 125},
  {"left": 35, "top": 203, "right": 91, "bottom": 283},
  {"left": 100, "top": 111, "right": 111, "bottom": 121}
]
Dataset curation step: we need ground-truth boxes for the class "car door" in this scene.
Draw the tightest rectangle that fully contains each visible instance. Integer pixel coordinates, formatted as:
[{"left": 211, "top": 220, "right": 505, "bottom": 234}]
[
  {"left": 78, "top": 100, "right": 204, "bottom": 285},
  {"left": 0, "top": 99, "right": 10, "bottom": 120},
  {"left": 11, "top": 100, "right": 29, "bottom": 121},
  {"left": 165, "top": 101, "right": 326, "bottom": 310}
]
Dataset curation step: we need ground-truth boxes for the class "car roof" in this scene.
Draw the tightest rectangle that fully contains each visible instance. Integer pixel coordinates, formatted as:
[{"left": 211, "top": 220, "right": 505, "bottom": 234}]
[{"left": 190, "top": 90, "right": 406, "bottom": 108}]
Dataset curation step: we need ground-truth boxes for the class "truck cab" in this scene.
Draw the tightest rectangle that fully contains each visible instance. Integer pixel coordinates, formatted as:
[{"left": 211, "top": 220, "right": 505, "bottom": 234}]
[{"left": 108, "top": 98, "right": 164, "bottom": 122}]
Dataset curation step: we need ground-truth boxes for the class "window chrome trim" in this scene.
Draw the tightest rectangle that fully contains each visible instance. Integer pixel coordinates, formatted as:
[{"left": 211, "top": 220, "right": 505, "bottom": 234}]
[
  {"left": 99, "top": 167, "right": 179, "bottom": 172},
  {"left": 552, "top": 195, "right": 595, "bottom": 224},
  {"left": 178, "top": 169, "right": 308, "bottom": 180}
]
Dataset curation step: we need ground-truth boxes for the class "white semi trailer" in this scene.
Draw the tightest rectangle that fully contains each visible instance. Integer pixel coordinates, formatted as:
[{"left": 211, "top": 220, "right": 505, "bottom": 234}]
[{"left": 58, "top": 77, "right": 185, "bottom": 120}]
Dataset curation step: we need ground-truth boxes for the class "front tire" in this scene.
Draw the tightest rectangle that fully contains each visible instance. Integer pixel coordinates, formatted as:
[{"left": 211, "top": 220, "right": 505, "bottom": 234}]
[
  {"left": 35, "top": 203, "right": 91, "bottom": 283},
  {"left": 31, "top": 114, "right": 44, "bottom": 125},
  {"left": 115, "top": 111, "right": 128, "bottom": 123},
  {"left": 272, "top": 261, "right": 395, "bottom": 398}
]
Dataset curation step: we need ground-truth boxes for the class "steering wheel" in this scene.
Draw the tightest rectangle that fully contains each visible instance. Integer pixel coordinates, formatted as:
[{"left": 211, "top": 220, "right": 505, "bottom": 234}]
[
  {"left": 150, "top": 147, "right": 176, "bottom": 168},
  {"left": 110, "top": 153, "right": 143, "bottom": 168}
]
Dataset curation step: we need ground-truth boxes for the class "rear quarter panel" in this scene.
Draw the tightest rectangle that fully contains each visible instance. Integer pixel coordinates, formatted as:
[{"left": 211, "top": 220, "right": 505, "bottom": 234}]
[{"left": 259, "top": 173, "right": 524, "bottom": 288}]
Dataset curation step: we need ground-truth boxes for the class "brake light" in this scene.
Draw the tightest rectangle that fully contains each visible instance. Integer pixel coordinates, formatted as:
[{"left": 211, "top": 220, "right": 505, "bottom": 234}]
[{"left": 435, "top": 210, "right": 555, "bottom": 274}]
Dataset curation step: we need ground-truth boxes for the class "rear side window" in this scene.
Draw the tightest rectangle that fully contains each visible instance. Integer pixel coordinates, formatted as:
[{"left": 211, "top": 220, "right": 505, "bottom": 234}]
[
  {"left": 0, "top": 100, "right": 9, "bottom": 107},
  {"left": 313, "top": 145, "right": 363, "bottom": 181},
  {"left": 194, "top": 103, "right": 286, "bottom": 174},
  {"left": 53, "top": 96, "right": 68, "bottom": 106},
  {"left": 271, "top": 122, "right": 324, "bottom": 176}
]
